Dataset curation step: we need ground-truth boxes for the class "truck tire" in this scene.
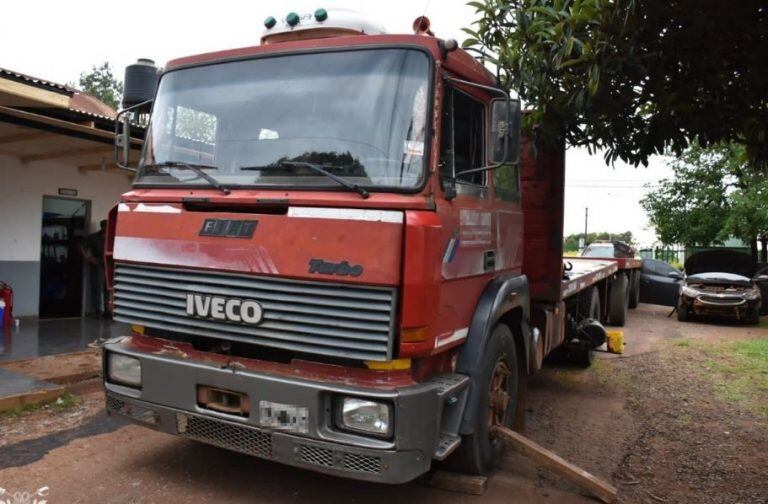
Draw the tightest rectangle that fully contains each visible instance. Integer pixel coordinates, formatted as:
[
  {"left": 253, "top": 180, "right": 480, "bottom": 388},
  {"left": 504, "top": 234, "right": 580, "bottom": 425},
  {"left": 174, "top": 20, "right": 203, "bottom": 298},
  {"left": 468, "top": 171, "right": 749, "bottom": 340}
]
[
  {"left": 608, "top": 273, "right": 629, "bottom": 326},
  {"left": 448, "top": 323, "right": 518, "bottom": 475},
  {"left": 677, "top": 299, "right": 689, "bottom": 322},
  {"left": 569, "top": 287, "right": 601, "bottom": 366},
  {"left": 628, "top": 271, "right": 640, "bottom": 309}
]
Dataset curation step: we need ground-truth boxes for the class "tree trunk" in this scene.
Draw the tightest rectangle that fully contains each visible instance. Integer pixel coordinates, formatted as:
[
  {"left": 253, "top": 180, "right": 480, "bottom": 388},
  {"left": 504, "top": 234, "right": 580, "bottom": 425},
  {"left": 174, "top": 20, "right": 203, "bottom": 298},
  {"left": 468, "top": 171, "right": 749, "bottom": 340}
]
[
  {"left": 761, "top": 235, "right": 767, "bottom": 264},
  {"left": 750, "top": 237, "right": 758, "bottom": 259}
]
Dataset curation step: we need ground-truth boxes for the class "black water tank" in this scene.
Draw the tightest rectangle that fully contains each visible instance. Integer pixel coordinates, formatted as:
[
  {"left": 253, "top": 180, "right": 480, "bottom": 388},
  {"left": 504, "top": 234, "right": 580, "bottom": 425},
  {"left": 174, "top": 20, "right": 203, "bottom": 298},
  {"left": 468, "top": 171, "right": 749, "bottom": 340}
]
[{"left": 122, "top": 58, "right": 159, "bottom": 109}]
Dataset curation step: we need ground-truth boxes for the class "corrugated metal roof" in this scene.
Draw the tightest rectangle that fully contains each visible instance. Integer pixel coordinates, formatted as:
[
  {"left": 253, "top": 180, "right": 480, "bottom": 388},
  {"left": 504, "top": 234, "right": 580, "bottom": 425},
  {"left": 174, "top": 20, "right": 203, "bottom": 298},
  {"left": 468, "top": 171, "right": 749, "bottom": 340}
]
[
  {"left": 0, "top": 67, "right": 75, "bottom": 95},
  {"left": 0, "top": 67, "right": 117, "bottom": 119}
]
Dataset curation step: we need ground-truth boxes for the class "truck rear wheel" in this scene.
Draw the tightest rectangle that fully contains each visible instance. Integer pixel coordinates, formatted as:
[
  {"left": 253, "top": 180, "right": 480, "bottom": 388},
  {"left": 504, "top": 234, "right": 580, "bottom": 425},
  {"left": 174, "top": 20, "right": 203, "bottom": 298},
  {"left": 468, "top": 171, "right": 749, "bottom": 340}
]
[
  {"left": 628, "top": 271, "right": 640, "bottom": 309},
  {"left": 608, "top": 273, "right": 629, "bottom": 326},
  {"left": 448, "top": 323, "right": 518, "bottom": 475}
]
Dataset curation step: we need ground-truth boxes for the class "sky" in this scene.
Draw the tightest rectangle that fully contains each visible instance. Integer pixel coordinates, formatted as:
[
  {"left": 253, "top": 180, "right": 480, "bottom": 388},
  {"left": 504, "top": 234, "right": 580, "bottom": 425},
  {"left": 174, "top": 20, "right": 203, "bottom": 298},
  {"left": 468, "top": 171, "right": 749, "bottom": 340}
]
[{"left": 1, "top": 0, "right": 672, "bottom": 246}]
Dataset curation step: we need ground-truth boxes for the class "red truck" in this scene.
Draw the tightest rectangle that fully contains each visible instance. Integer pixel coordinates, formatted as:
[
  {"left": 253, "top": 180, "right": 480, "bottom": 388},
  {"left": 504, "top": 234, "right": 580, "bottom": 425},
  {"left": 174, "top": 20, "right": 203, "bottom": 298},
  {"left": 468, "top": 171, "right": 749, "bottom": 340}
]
[{"left": 103, "top": 11, "right": 626, "bottom": 483}]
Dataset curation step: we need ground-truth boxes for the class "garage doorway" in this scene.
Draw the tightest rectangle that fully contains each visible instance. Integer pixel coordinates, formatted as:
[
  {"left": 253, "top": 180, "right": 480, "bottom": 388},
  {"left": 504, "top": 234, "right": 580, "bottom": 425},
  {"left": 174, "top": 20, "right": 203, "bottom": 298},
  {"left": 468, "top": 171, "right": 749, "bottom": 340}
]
[{"left": 39, "top": 196, "right": 90, "bottom": 318}]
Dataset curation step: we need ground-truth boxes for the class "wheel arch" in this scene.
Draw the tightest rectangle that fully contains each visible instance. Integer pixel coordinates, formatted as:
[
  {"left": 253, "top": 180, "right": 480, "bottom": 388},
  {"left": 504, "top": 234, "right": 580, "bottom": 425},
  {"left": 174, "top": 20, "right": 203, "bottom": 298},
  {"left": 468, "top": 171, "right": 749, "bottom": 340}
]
[{"left": 455, "top": 274, "right": 532, "bottom": 435}]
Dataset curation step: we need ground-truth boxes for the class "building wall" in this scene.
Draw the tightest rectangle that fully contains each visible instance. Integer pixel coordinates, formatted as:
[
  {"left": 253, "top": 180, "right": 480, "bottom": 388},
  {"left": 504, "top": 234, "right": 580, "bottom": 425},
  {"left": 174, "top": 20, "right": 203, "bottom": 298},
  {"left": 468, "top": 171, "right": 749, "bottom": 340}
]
[{"left": 0, "top": 154, "right": 132, "bottom": 316}]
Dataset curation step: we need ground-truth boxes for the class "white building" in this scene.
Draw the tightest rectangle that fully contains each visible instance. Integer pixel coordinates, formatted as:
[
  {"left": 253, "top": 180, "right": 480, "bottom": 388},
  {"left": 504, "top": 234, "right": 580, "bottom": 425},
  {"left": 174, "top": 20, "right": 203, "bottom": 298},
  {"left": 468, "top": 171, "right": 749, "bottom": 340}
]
[{"left": 0, "top": 68, "right": 140, "bottom": 318}]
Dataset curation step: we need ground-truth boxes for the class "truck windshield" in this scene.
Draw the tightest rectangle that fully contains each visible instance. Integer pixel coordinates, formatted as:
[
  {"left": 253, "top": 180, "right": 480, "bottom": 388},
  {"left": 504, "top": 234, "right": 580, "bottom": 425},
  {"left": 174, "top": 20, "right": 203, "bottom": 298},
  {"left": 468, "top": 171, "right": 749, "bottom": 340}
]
[{"left": 135, "top": 49, "right": 430, "bottom": 191}]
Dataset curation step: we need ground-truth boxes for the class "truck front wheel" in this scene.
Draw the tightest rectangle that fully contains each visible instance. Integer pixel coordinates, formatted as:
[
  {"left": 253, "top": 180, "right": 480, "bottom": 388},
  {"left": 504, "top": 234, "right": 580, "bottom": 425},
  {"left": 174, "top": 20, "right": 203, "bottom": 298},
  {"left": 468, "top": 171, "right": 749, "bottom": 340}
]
[{"left": 449, "top": 323, "right": 519, "bottom": 475}]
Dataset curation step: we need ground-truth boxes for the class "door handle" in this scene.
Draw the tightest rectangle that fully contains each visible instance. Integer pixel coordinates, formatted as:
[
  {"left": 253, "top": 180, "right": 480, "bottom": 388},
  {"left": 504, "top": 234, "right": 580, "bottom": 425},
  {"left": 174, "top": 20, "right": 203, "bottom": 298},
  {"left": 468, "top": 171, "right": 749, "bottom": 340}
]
[{"left": 484, "top": 250, "right": 496, "bottom": 271}]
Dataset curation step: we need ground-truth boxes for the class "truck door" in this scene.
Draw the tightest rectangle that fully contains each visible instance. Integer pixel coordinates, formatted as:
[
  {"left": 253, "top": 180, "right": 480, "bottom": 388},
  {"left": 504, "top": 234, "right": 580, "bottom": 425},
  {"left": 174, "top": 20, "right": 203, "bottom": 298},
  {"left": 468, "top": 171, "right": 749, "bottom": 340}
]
[{"left": 434, "top": 86, "right": 497, "bottom": 343}]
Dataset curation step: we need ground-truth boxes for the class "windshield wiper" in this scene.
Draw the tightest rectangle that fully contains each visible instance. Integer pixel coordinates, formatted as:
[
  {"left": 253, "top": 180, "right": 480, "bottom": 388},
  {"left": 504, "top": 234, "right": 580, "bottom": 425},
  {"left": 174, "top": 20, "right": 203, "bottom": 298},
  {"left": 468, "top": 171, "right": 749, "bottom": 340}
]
[
  {"left": 241, "top": 161, "right": 369, "bottom": 199},
  {"left": 144, "top": 161, "right": 230, "bottom": 195}
]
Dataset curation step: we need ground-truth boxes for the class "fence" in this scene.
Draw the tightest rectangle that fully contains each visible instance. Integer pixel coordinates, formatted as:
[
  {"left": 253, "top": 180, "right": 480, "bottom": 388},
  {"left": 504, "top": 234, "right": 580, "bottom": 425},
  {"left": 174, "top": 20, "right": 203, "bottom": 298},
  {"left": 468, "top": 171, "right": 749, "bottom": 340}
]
[
  {"left": 640, "top": 246, "right": 753, "bottom": 266},
  {"left": 639, "top": 248, "right": 686, "bottom": 265}
]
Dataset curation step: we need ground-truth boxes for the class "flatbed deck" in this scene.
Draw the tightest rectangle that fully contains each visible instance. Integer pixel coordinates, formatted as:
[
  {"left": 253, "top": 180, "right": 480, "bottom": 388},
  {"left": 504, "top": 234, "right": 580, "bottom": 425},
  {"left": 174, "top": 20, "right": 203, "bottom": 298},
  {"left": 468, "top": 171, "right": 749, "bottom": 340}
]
[
  {"left": 561, "top": 258, "right": 618, "bottom": 299},
  {"left": 576, "top": 256, "right": 643, "bottom": 270}
]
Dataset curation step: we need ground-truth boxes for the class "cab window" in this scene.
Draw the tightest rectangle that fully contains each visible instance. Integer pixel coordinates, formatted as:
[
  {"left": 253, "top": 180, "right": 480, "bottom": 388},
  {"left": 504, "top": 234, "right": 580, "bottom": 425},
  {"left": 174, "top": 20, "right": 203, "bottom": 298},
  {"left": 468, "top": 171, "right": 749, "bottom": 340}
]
[{"left": 440, "top": 87, "right": 485, "bottom": 186}]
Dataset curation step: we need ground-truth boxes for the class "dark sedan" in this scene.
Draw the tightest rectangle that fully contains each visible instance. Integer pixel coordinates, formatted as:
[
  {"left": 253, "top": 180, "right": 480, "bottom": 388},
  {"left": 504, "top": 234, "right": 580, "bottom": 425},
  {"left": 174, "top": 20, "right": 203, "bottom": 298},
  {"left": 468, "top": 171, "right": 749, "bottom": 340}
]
[{"left": 677, "top": 250, "right": 761, "bottom": 324}]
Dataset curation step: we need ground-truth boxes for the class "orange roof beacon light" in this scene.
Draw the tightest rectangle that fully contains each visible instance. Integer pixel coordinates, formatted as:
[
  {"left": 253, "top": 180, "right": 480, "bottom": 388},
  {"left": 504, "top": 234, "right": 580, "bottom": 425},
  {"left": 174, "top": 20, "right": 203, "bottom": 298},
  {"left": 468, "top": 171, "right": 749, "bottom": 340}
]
[
  {"left": 260, "top": 8, "right": 386, "bottom": 45},
  {"left": 412, "top": 16, "right": 434, "bottom": 36}
]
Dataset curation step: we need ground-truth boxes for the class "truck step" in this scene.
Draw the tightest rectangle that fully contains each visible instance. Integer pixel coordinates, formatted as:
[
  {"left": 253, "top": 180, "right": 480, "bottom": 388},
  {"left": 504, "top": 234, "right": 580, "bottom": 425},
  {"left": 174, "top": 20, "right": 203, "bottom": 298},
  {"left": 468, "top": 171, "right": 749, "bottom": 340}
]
[
  {"left": 428, "top": 373, "right": 470, "bottom": 398},
  {"left": 433, "top": 432, "right": 461, "bottom": 460}
]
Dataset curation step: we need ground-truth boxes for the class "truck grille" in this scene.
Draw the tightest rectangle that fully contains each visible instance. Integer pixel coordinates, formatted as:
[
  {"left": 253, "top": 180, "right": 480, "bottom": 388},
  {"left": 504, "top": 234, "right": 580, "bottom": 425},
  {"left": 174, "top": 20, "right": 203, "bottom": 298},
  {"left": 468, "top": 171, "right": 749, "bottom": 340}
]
[
  {"left": 176, "top": 413, "right": 273, "bottom": 458},
  {"left": 113, "top": 263, "right": 397, "bottom": 361}
]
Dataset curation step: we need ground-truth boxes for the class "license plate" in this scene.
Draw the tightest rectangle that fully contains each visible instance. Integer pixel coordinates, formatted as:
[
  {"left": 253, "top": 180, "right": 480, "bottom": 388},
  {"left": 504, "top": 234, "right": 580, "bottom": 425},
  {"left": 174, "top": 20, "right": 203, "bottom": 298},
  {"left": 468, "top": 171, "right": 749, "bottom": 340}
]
[{"left": 258, "top": 400, "right": 309, "bottom": 433}]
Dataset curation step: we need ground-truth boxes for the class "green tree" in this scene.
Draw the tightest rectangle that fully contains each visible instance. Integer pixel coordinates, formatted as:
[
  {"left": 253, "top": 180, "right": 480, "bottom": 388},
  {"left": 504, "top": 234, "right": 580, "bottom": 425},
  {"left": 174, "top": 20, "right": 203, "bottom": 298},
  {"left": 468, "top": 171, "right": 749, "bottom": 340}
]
[
  {"left": 76, "top": 62, "right": 123, "bottom": 110},
  {"left": 641, "top": 142, "right": 768, "bottom": 256},
  {"left": 463, "top": 0, "right": 768, "bottom": 167}
]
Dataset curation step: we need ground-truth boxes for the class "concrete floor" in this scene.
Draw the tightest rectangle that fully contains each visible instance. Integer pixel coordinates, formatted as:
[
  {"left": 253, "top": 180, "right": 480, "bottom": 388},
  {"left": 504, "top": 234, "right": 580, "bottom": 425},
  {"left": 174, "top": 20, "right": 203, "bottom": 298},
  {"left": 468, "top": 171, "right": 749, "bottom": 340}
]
[{"left": 0, "top": 317, "right": 129, "bottom": 362}]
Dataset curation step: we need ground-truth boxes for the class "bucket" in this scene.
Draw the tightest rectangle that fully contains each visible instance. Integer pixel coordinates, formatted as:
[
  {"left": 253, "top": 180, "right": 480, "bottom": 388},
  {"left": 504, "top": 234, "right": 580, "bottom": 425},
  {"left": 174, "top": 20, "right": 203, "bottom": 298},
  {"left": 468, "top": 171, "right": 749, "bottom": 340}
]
[{"left": 606, "top": 330, "right": 624, "bottom": 354}]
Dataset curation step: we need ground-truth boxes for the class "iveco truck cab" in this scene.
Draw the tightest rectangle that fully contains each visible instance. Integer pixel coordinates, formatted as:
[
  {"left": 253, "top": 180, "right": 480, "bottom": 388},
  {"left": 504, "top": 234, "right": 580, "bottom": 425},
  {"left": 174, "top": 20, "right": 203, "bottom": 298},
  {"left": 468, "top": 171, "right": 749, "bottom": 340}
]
[{"left": 104, "top": 9, "right": 619, "bottom": 483}]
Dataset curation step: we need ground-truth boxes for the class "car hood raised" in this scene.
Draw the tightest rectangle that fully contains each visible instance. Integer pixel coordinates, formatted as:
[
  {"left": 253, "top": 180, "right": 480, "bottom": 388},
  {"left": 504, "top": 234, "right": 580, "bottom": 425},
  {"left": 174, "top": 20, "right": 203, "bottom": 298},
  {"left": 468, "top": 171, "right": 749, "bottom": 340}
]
[{"left": 684, "top": 250, "right": 757, "bottom": 278}]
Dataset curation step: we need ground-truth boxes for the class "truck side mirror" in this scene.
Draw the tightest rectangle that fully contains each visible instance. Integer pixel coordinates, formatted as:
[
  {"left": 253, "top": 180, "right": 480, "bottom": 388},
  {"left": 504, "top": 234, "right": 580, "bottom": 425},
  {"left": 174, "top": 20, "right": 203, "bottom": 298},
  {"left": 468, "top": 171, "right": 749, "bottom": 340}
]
[
  {"left": 490, "top": 98, "right": 521, "bottom": 165},
  {"left": 114, "top": 109, "right": 135, "bottom": 171}
]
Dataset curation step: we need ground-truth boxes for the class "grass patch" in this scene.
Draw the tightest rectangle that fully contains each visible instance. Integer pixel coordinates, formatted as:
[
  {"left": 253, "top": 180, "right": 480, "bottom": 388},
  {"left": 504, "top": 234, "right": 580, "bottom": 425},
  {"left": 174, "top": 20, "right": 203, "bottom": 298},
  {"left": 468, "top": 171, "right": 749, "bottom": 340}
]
[
  {"left": 668, "top": 338, "right": 768, "bottom": 416},
  {"left": 0, "top": 392, "right": 81, "bottom": 419}
]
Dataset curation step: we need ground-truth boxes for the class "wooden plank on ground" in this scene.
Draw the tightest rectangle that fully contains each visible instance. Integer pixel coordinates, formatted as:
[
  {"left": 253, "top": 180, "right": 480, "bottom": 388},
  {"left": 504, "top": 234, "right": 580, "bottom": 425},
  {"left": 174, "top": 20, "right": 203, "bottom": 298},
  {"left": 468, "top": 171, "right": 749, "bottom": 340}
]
[
  {"left": 0, "top": 387, "right": 65, "bottom": 412},
  {"left": 491, "top": 425, "right": 618, "bottom": 503},
  {"left": 425, "top": 470, "right": 488, "bottom": 496},
  {"left": 0, "top": 349, "right": 101, "bottom": 385}
]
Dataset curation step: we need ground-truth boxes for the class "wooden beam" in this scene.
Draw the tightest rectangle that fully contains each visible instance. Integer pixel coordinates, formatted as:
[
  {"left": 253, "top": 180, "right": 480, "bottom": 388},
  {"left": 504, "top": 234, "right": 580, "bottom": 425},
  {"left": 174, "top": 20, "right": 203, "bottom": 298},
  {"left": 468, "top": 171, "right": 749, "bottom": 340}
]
[
  {"left": 424, "top": 471, "right": 488, "bottom": 496},
  {"left": 21, "top": 146, "right": 113, "bottom": 163},
  {"left": 491, "top": 426, "right": 618, "bottom": 503},
  {"left": 0, "top": 131, "right": 54, "bottom": 145},
  {"left": 0, "top": 77, "right": 71, "bottom": 109}
]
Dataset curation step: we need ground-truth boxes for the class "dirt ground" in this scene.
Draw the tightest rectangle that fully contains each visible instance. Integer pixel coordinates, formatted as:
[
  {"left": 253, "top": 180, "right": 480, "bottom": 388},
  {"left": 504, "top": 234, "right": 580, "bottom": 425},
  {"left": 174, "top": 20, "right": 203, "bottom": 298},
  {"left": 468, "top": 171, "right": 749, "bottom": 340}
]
[{"left": 1, "top": 304, "right": 766, "bottom": 503}]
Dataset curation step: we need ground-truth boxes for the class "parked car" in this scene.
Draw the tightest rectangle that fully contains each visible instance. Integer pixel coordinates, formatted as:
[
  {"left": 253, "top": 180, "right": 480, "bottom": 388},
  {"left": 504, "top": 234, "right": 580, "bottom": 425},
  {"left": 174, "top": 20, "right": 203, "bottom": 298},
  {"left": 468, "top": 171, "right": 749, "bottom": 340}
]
[
  {"left": 581, "top": 240, "right": 636, "bottom": 258},
  {"left": 677, "top": 250, "right": 761, "bottom": 324},
  {"left": 639, "top": 258, "right": 683, "bottom": 307}
]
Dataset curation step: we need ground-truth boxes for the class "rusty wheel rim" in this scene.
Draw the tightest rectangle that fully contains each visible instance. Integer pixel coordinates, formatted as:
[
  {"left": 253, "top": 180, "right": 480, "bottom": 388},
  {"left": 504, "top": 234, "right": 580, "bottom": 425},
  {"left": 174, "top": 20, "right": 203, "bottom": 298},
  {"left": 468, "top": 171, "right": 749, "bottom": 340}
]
[{"left": 488, "top": 357, "right": 512, "bottom": 432}]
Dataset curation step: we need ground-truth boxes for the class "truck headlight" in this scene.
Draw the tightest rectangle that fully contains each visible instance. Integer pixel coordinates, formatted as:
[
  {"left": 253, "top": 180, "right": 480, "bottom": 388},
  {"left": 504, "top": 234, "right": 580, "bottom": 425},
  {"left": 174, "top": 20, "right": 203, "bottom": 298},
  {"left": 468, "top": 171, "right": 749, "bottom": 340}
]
[
  {"left": 107, "top": 353, "right": 142, "bottom": 388},
  {"left": 339, "top": 398, "right": 392, "bottom": 437}
]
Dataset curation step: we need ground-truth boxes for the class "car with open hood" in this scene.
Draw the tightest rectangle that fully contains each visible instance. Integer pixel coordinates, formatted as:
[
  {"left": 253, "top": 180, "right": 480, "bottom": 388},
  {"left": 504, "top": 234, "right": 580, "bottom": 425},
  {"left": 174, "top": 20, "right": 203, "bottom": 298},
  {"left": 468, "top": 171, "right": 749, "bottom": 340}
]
[{"left": 677, "top": 250, "right": 761, "bottom": 324}]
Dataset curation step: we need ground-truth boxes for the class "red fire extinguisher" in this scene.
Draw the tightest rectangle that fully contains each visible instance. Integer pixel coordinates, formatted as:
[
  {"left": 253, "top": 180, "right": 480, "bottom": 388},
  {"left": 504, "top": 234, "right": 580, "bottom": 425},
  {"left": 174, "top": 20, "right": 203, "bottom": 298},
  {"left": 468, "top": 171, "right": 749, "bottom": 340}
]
[{"left": 0, "top": 282, "right": 12, "bottom": 327}]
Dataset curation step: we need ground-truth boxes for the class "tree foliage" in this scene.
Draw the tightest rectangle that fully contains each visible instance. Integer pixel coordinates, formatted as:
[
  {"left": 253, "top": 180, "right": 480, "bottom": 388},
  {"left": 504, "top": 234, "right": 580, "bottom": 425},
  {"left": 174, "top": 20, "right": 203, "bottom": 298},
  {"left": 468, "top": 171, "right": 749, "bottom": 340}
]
[
  {"left": 463, "top": 0, "right": 768, "bottom": 167},
  {"left": 640, "top": 143, "right": 768, "bottom": 249},
  {"left": 76, "top": 62, "right": 123, "bottom": 110},
  {"left": 563, "top": 230, "right": 634, "bottom": 251}
]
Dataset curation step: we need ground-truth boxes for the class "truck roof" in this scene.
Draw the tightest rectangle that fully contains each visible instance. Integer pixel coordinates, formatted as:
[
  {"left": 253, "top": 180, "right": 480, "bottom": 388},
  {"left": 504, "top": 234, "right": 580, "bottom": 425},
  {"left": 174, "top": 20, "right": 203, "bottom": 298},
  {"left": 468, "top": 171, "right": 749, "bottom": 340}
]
[{"left": 164, "top": 34, "right": 496, "bottom": 88}]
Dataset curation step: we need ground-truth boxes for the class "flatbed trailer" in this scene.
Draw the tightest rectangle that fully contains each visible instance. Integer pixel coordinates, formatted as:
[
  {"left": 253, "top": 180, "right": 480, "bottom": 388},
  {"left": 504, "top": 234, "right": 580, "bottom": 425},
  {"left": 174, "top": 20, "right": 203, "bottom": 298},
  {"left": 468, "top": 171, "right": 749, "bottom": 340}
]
[
  {"left": 561, "top": 258, "right": 618, "bottom": 300},
  {"left": 574, "top": 256, "right": 644, "bottom": 325}
]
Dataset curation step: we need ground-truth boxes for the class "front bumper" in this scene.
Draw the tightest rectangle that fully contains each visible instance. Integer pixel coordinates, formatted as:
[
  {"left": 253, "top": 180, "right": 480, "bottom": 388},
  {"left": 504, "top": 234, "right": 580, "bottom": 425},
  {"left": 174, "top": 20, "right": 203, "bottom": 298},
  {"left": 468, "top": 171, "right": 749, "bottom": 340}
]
[
  {"left": 102, "top": 338, "right": 464, "bottom": 484},
  {"left": 682, "top": 293, "right": 760, "bottom": 318}
]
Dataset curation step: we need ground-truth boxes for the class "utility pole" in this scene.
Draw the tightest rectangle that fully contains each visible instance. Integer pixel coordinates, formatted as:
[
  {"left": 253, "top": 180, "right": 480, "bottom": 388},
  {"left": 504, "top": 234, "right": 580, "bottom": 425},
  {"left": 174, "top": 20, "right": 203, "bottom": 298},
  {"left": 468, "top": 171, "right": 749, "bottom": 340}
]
[{"left": 583, "top": 207, "right": 589, "bottom": 248}]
